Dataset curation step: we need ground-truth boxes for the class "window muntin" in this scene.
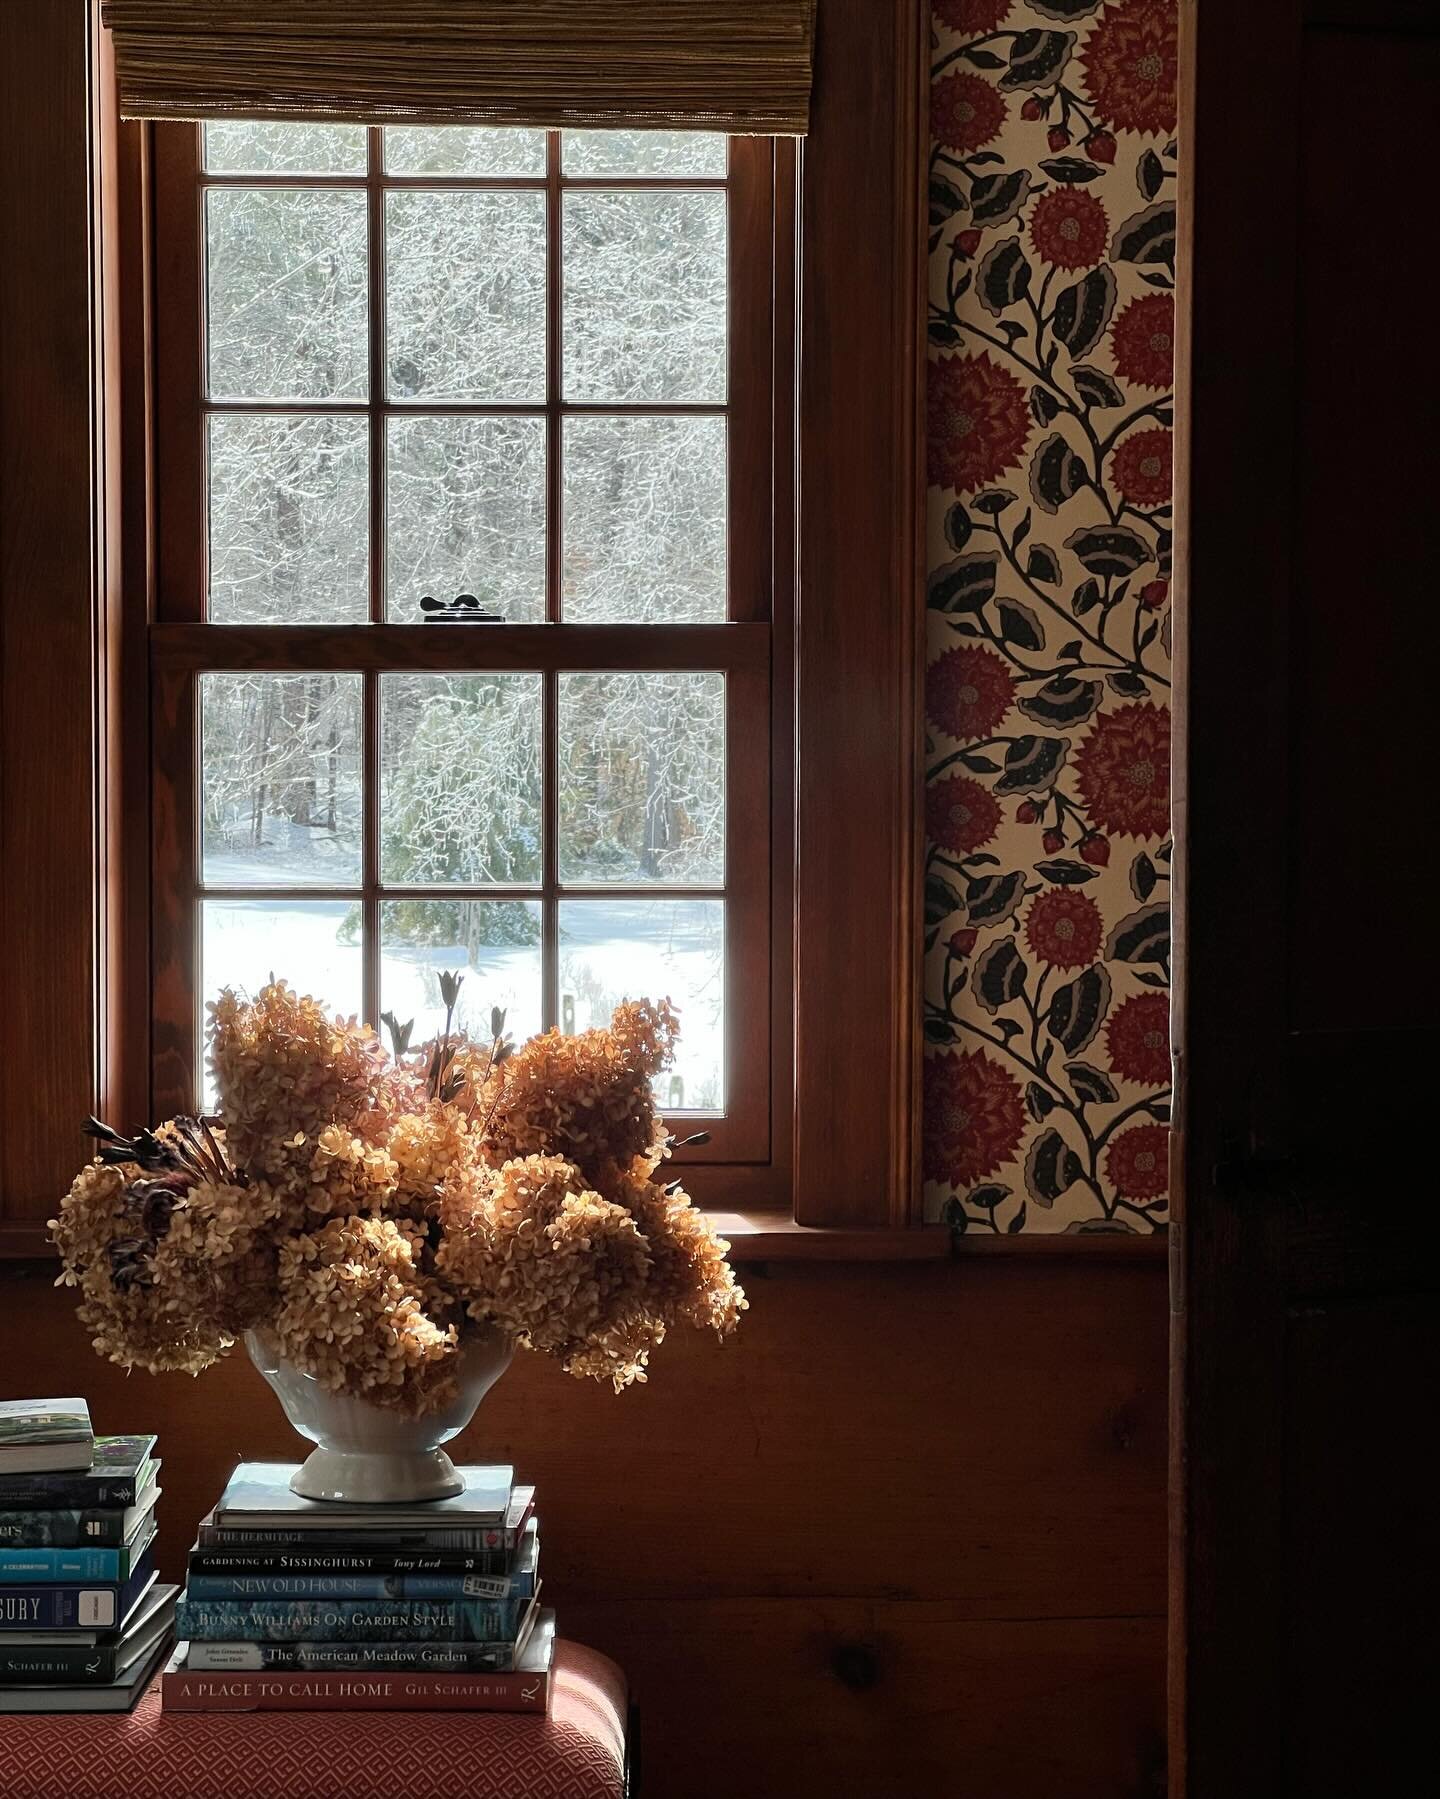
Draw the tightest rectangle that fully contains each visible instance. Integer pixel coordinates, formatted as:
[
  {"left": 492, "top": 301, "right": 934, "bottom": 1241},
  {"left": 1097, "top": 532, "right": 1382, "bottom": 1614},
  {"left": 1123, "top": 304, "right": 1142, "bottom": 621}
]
[{"left": 152, "top": 123, "right": 775, "bottom": 1162}]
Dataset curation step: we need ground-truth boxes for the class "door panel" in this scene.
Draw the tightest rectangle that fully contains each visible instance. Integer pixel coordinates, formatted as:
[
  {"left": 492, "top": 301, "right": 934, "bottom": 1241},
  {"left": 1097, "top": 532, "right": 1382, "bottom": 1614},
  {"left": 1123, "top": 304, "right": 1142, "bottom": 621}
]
[{"left": 1173, "top": 4, "right": 1438, "bottom": 1794}]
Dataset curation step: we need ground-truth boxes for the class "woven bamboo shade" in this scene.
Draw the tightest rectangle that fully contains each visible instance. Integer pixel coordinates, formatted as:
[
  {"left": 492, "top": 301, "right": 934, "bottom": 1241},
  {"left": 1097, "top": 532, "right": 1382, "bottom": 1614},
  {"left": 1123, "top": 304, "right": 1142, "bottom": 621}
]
[{"left": 100, "top": 1, "right": 816, "bottom": 134}]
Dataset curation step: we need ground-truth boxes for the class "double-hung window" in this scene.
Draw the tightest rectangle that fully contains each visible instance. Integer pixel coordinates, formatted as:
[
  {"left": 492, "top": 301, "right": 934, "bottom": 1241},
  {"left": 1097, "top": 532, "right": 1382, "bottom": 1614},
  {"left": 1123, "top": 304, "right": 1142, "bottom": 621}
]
[
  {"left": 148, "top": 122, "right": 788, "bottom": 1180},
  {"left": 0, "top": 1, "right": 928, "bottom": 1251}
]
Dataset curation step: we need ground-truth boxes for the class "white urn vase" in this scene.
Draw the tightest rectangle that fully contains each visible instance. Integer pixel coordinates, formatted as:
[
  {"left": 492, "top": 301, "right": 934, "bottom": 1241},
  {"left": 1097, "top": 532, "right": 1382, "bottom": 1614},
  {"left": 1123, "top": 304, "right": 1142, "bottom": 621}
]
[{"left": 245, "top": 1327, "right": 514, "bottom": 1504}]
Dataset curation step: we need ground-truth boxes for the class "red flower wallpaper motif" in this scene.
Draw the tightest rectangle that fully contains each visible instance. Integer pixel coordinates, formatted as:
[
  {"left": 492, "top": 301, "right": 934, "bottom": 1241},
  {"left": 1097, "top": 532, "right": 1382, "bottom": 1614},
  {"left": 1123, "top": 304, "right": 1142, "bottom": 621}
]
[
  {"left": 932, "top": 71, "right": 1009, "bottom": 156},
  {"left": 1110, "top": 293, "right": 1175, "bottom": 389},
  {"left": 924, "top": 1048, "right": 1027, "bottom": 1186},
  {"left": 1029, "top": 188, "right": 1110, "bottom": 269},
  {"left": 1109, "top": 425, "right": 1172, "bottom": 507},
  {"left": 1074, "top": 702, "right": 1170, "bottom": 839},
  {"left": 1105, "top": 1123, "right": 1170, "bottom": 1200},
  {"left": 1025, "top": 888, "right": 1105, "bottom": 969},
  {"left": 1080, "top": 0, "right": 1177, "bottom": 136},
  {"left": 1105, "top": 991, "right": 1171, "bottom": 1086},
  {"left": 927, "top": 351, "right": 1032, "bottom": 493},
  {"left": 927, "top": 773, "right": 1004, "bottom": 855},
  {"left": 928, "top": 644, "right": 1017, "bottom": 740},
  {"left": 925, "top": 0, "right": 1175, "bottom": 1235},
  {"left": 933, "top": 0, "right": 1014, "bottom": 32}
]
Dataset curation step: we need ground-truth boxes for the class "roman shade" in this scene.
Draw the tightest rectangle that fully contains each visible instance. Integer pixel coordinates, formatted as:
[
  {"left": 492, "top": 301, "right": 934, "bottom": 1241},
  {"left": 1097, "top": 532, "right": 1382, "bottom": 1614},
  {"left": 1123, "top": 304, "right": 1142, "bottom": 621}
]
[{"left": 100, "top": 1, "right": 817, "bottom": 134}]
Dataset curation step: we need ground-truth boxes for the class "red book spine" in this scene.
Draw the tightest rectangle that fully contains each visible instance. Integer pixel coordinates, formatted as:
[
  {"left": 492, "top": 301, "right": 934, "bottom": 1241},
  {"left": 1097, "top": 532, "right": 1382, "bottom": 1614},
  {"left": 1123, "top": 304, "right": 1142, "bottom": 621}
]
[{"left": 161, "top": 1666, "right": 551, "bottom": 1714}]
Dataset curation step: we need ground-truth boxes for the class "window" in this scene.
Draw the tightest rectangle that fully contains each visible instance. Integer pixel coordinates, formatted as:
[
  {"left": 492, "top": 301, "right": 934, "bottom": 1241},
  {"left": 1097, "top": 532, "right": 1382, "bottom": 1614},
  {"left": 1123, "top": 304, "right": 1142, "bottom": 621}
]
[
  {"left": 149, "top": 122, "right": 783, "bottom": 1174},
  {"left": 0, "top": 0, "right": 927, "bottom": 1251}
]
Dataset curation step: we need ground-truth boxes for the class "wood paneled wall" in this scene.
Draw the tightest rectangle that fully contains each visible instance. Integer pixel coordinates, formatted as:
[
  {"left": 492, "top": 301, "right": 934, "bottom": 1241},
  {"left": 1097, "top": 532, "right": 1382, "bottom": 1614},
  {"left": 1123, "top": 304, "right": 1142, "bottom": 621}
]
[{"left": 1, "top": 1258, "right": 1167, "bottom": 1797}]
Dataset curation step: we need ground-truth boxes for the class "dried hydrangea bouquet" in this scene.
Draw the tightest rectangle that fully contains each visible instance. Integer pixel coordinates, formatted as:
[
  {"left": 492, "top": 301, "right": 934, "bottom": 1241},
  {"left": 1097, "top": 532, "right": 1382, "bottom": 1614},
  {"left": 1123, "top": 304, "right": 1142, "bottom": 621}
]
[{"left": 52, "top": 978, "right": 745, "bottom": 1499}]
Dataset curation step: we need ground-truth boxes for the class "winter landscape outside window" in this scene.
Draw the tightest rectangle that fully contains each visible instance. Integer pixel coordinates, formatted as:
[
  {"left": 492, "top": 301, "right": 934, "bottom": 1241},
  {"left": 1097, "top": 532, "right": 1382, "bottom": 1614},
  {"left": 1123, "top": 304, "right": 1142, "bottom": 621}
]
[{"left": 148, "top": 122, "right": 780, "bottom": 1164}]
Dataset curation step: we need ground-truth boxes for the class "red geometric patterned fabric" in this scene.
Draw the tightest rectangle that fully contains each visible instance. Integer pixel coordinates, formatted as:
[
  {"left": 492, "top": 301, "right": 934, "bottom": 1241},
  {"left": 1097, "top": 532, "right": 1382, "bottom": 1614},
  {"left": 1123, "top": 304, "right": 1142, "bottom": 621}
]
[{"left": 0, "top": 1641, "right": 627, "bottom": 1799}]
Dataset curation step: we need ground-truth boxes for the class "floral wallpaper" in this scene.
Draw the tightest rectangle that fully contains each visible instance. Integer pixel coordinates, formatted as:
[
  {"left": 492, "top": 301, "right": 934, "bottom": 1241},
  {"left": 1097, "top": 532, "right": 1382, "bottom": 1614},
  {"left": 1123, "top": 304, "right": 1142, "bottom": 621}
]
[{"left": 922, "top": 0, "right": 1176, "bottom": 1235}]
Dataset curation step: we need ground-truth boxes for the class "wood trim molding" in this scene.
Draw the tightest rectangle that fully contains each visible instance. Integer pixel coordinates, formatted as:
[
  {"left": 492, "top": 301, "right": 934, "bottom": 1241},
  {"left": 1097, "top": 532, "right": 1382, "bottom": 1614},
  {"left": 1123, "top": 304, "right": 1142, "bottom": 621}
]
[
  {"left": 0, "top": 0, "right": 113, "bottom": 1227},
  {"left": 793, "top": 0, "right": 926, "bottom": 1228}
]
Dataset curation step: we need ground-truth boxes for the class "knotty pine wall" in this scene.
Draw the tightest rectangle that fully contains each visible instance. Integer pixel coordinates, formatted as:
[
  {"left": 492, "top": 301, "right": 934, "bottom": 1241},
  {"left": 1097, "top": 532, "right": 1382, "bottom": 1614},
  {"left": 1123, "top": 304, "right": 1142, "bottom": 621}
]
[{"left": 2, "top": 1256, "right": 1166, "bottom": 1797}]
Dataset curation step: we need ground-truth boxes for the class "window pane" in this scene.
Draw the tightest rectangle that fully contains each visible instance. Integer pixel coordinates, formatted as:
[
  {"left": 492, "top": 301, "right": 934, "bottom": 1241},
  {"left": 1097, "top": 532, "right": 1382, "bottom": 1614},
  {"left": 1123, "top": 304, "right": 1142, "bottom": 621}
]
[
  {"left": 562, "top": 130, "right": 727, "bottom": 178},
  {"left": 204, "top": 121, "right": 367, "bottom": 175},
  {"left": 206, "top": 189, "right": 369, "bottom": 402},
  {"left": 563, "top": 191, "right": 725, "bottom": 402},
  {"left": 381, "top": 900, "right": 542, "bottom": 1053},
  {"left": 208, "top": 414, "right": 369, "bottom": 625},
  {"left": 384, "top": 191, "right": 546, "bottom": 402},
  {"left": 384, "top": 126, "right": 546, "bottom": 176},
  {"left": 562, "top": 415, "right": 725, "bottom": 622},
  {"left": 201, "top": 674, "right": 363, "bottom": 887},
  {"left": 202, "top": 898, "right": 364, "bottom": 1101},
  {"left": 380, "top": 673, "right": 542, "bottom": 886},
  {"left": 385, "top": 416, "right": 546, "bottom": 623},
  {"left": 560, "top": 900, "right": 724, "bottom": 1110},
  {"left": 559, "top": 673, "right": 725, "bottom": 885}
]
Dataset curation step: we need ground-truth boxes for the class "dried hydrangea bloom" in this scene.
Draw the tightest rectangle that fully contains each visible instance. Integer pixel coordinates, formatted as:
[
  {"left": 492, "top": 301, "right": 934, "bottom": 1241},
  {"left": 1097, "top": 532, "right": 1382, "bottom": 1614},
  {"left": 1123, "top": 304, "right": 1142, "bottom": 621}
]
[
  {"left": 389, "top": 1100, "right": 483, "bottom": 1217},
  {"left": 299, "top": 1124, "right": 401, "bottom": 1217},
  {"left": 208, "top": 982, "right": 396, "bottom": 1185},
  {"left": 49, "top": 1162, "right": 234, "bottom": 1375},
  {"left": 616, "top": 1167, "right": 748, "bottom": 1338},
  {"left": 273, "top": 1213, "right": 460, "bottom": 1413},
  {"left": 437, "top": 1154, "right": 659, "bottom": 1389},
  {"left": 481, "top": 999, "right": 679, "bottom": 1185},
  {"left": 151, "top": 1176, "right": 283, "bottom": 1336}
]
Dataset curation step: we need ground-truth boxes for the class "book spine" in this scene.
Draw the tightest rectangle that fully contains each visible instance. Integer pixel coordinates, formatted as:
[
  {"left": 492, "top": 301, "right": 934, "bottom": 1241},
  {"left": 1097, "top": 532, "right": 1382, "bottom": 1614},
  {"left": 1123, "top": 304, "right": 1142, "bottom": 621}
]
[
  {"left": 0, "top": 1475, "right": 138, "bottom": 1510},
  {"left": 162, "top": 1667, "right": 548, "bottom": 1712},
  {"left": 0, "top": 1544, "right": 128, "bottom": 1582},
  {"left": 175, "top": 1595, "right": 526, "bottom": 1643},
  {"left": 184, "top": 1569, "right": 532, "bottom": 1603},
  {"left": 0, "top": 1583, "right": 124, "bottom": 1631},
  {"left": 188, "top": 1543, "right": 514, "bottom": 1575},
  {"left": 0, "top": 1641, "right": 121, "bottom": 1684},
  {"left": 182, "top": 1638, "right": 524, "bottom": 1673},
  {"left": 0, "top": 1508, "right": 129, "bottom": 1548},
  {"left": 196, "top": 1525, "right": 523, "bottom": 1552}
]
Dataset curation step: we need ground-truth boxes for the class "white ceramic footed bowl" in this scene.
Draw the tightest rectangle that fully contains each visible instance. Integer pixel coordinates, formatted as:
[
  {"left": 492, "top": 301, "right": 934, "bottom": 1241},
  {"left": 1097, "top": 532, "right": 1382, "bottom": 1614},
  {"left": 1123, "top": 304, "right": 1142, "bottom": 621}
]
[{"left": 244, "top": 1327, "right": 514, "bottom": 1503}]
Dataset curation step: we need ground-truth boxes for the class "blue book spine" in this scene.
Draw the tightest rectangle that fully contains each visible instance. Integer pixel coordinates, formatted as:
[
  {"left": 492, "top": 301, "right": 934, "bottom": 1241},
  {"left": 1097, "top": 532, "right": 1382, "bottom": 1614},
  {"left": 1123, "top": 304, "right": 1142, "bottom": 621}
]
[
  {"left": 175, "top": 1593, "right": 528, "bottom": 1643},
  {"left": 0, "top": 1548, "right": 152, "bottom": 1632},
  {"left": 0, "top": 1545, "right": 127, "bottom": 1583},
  {"left": 184, "top": 1567, "right": 535, "bottom": 1603}
]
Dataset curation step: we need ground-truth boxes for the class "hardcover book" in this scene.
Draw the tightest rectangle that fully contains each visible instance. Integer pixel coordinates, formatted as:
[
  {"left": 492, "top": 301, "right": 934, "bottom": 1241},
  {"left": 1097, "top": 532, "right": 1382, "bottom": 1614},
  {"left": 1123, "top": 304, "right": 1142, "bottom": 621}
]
[
  {"left": 0, "top": 1631, "right": 172, "bottom": 1714},
  {"left": 181, "top": 1599, "right": 540, "bottom": 1674},
  {"left": 215, "top": 1461, "right": 513, "bottom": 1531},
  {"left": 0, "top": 1487, "right": 159, "bottom": 1550},
  {"left": 0, "top": 1435, "right": 157, "bottom": 1510},
  {"left": 163, "top": 1611, "right": 556, "bottom": 1713},
  {"left": 0, "top": 1582, "right": 177, "bottom": 1688},
  {"left": 196, "top": 1483, "right": 534, "bottom": 1553},
  {"left": 0, "top": 1400, "right": 93, "bottom": 1475},
  {"left": 174, "top": 1586, "right": 531, "bottom": 1643},
  {"left": 185, "top": 1519, "right": 539, "bottom": 1603},
  {"left": 0, "top": 1525, "right": 154, "bottom": 1583},
  {"left": 0, "top": 1544, "right": 156, "bottom": 1633}
]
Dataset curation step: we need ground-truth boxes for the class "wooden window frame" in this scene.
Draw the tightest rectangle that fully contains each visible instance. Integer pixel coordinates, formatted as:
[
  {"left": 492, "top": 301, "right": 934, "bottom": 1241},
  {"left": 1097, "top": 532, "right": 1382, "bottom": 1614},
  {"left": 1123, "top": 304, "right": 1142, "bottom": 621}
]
[
  {"left": 0, "top": 0, "right": 934, "bottom": 1258},
  {"left": 147, "top": 124, "right": 780, "bottom": 1181}
]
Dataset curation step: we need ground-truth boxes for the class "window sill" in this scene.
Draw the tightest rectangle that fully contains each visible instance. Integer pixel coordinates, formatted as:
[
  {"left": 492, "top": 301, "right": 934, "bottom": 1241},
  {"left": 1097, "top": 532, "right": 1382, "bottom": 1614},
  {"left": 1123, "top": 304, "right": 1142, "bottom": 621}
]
[
  {"left": 713, "top": 1211, "right": 949, "bottom": 1263},
  {"left": 714, "top": 1211, "right": 1166, "bottom": 1263}
]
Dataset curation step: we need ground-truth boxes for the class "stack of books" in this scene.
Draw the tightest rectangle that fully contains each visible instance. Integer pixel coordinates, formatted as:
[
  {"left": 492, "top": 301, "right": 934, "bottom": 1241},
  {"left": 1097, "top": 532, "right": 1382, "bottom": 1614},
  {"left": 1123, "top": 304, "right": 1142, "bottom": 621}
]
[
  {"left": 0, "top": 1398, "right": 177, "bottom": 1712},
  {"left": 164, "top": 1461, "right": 555, "bottom": 1713}
]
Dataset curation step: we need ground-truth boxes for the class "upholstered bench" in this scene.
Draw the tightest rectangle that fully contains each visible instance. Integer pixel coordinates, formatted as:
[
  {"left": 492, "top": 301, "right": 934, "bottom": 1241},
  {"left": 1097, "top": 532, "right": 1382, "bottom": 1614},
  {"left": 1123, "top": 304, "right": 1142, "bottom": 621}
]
[{"left": 1, "top": 1641, "right": 631, "bottom": 1799}]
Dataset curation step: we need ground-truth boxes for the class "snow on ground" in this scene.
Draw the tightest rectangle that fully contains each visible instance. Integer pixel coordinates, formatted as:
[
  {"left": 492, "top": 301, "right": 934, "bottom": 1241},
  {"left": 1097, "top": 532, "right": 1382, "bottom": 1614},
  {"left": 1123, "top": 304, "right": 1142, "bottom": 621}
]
[{"left": 201, "top": 893, "right": 724, "bottom": 1112}]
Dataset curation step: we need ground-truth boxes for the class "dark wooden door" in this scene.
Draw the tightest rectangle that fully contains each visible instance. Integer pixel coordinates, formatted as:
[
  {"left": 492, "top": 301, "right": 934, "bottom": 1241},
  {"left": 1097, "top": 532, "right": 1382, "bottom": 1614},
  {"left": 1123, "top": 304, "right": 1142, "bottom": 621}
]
[{"left": 1172, "top": 1, "right": 1439, "bottom": 1793}]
